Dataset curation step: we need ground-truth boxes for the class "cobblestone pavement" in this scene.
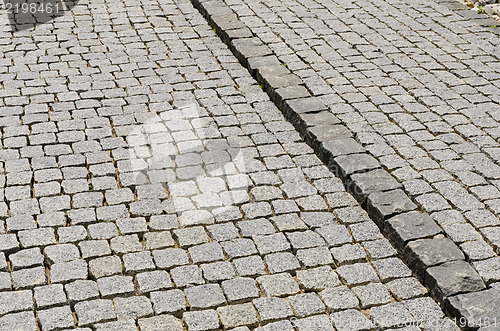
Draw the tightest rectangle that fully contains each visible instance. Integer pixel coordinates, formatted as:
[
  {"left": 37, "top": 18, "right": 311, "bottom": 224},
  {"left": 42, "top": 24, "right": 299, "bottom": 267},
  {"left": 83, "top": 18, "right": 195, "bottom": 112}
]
[
  {"left": 205, "top": 0, "right": 500, "bottom": 263},
  {"left": 190, "top": 0, "right": 500, "bottom": 327},
  {"left": 0, "top": 0, "right": 465, "bottom": 329}
]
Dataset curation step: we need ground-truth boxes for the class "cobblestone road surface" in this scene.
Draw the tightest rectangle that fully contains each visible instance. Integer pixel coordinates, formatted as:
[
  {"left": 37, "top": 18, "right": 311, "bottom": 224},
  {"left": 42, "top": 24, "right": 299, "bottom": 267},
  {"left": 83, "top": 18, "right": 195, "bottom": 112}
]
[
  {"left": 0, "top": 0, "right": 488, "bottom": 329},
  {"left": 210, "top": 0, "right": 500, "bottom": 265},
  {"left": 188, "top": 0, "right": 500, "bottom": 327}
]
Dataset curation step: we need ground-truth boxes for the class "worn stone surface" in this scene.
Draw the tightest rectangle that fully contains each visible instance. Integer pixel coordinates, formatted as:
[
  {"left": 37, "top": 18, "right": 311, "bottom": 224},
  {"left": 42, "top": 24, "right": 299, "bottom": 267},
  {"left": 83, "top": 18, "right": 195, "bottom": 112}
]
[
  {"left": 447, "top": 289, "right": 500, "bottom": 329},
  {"left": 0, "top": 0, "right": 482, "bottom": 327},
  {"left": 385, "top": 211, "right": 442, "bottom": 248}
]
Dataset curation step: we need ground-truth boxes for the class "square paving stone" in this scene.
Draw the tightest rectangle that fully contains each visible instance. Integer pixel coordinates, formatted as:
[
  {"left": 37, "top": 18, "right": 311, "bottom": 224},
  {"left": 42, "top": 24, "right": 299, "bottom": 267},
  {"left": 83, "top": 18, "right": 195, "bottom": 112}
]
[
  {"left": 287, "top": 292, "right": 325, "bottom": 317},
  {"left": 0, "top": 290, "right": 33, "bottom": 316},
  {"left": 37, "top": 306, "right": 75, "bottom": 331},
  {"left": 337, "top": 263, "right": 379, "bottom": 285},
  {"left": 9, "top": 248, "right": 44, "bottom": 270},
  {"left": 221, "top": 238, "right": 258, "bottom": 258},
  {"left": 170, "top": 265, "right": 205, "bottom": 287},
  {"left": 43, "top": 244, "right": 80, "bottom": 264},
  {"left": 183, "top": 309, "right": 220, "bottom": 331},
  {"left": 255, "top": 320, "right": 294, "bottom": 331},
  {"left": 253, "top": 297, "right": 293, "bottom": 322},
  {"left": 237, "top": 219, "right": 275, "bottom": 237},
  {"left": 97, "top": 275, "right": 134, "bottom": 298},
  {"left": 330, "top": 243, "right": 366, "bottom": 265},
  {"left": 264, "top": 252, "right": 300, "bottom": 274},
  {"left": 352, "top": 282, "right": 392, "bottom": 308},
  {"left": 88, "top": 223, "right": 119, "bottom": 240},
  {"left": 426, "top": 260, "right": 486, "bottom": 301},
  {"left": 34, "top": 284, "right": 67, "bottom": 308},
  {"left": 110, "top": 234, "right": 143, "bottom": 255},
  {"left": 349, "top": 221, "right": 384, "bottom": 242},
  {"left": 370, "top": 302, "right": 416, "bottom": 329},
  {"left": 95, "top": 320, "right": 137, "bottom": 331},
  {"left": 296, "top": 246, "right": 333, "bottom": 267},
  {"left": 233, "top": 255, "right": 266, "bottom": 277},
  {"left": 150, "top": 289, "right": 186, "bottom": 314},
  {"left": 331, "top": 309, "right": 374, "bottom": 331},
  {"left": 207, "top": 223, "right": 240, "bottom": 241},
  {"left": 404, "top": 297, "right": 444, "bottom": 323},
  {"left": 333, "top": 206, "right": 371, "bottom": 224},
  {"left": 152, "top": 248, "right": 189, "bottom": 269},
  {"left": 460, "top": 240, "right": 496, "bottom": 261},
  {"left": 89, "top": 255, "right": 122, "bottom": 279},
  {"left": 386, "top": 277, "right": 429, "bottom": 300},
  {"left": 200, "top": 261, "right": 236, "bottom": 282},
  {"left": 12, "top": 266, "right": 46, "bottom": 289},
  {"left": 221, "top": 277, "right": 259, "bottom": 302},
  {"left": 114, "top": 296, "right": 153, "bottom": 320},
  {"left": 188, "top": 242, "right": 224, "bottom": 263},
  {"left": 185, "top": 284, "right": 226, "bottom": 309},
  {"left": 286, "top": 230, "right": 325, "bottom": 250},
  {"left": 319, "top": 286, "right": 359, "bottom": 312},
  {"left": 123, "top": 251, "right": 156, "bottom": 274},
  {"left": 65, "top": 280, "right": 99, "bottom": 303},
  {"left": 144, "top": 231, "right": 175, "bottom": 250},
  {"left": 315, "top": 225, "right": 353, "bottom": 247},
  {"left": 270, "top": 213, "right": 307, "bottom": 231},
  {"left": 173, "top": 227, "right": 210, "bottom": 248},
  {"left": 257, "top": 273, "right": 300, "bottom": 297},
  {"left": 296, "top": 266, "right": 340, "bottom": 291},
  {"left": 75, "top": 299, "right": 116, "bottom": 326},
  {"left": 472, "top": 257, "right": 500, "bottom": 284},
  {"left": 79, "top": 240, "right": 111, "bottom": 259},
  {"left": 253, "top": 233, "right": 290, "bottom": 255},
  {"left": 363, "top": 238, "right": 398, "bottom": 259},
  {"left": 135, "top": 270, "right": 172, "bottom": 293},
  {"left": 138, "top": 314, "right": 183, "bottom": 331},
  {"left": 373, "top": 257, "right": 412, "bottom": 281},
  {"left": 299, "top": 212, "right": 335, "bottom": 228},
  {"left": 0, "top": 311, "right": 37, "bottom": 331},
  {"left": 291, "top": 314, "right": 334, "bottom": 330},
  {"left": 217, "top": 302, "right": 259, "bottom": 329}
]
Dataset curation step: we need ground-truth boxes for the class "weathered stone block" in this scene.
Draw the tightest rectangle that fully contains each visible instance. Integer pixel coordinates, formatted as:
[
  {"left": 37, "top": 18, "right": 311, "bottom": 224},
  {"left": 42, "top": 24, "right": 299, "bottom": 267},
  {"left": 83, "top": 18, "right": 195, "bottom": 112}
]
[
  {"left": 367, "top": 189, "right": 417, "bottom": 222},
  {"left": 349, "top": 169, "right": 401, "bottom": 203},
  {"left": 426, "top": 260, "right": 486, "bottom": 301},
  {"left": 405, "top": 238, "right": 464, "bottom": 278}
]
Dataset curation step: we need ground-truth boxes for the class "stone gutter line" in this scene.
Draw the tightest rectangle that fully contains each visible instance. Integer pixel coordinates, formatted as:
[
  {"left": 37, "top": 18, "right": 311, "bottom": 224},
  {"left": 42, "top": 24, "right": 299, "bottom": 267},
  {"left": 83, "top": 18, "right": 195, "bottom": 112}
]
[{"left": 190, "top": 0, "right": 499, "bottom": 329}]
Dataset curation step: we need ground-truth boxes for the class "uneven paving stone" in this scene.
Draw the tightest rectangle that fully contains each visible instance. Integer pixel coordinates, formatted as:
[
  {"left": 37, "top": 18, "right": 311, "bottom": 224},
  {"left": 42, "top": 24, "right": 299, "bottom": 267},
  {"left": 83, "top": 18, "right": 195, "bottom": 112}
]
[
  {"left": 447, "top": 289, "right": 500, "bottom": 329},
  {"left": 426, "top": 260, "right": 486, "bottom": 301}
]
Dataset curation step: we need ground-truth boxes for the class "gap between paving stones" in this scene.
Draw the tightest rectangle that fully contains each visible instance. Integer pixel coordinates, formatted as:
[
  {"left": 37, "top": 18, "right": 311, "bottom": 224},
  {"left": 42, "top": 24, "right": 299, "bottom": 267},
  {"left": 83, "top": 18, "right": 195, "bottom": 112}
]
[{"left": 191, "top": 0, "right": 500, "bottom": 329}]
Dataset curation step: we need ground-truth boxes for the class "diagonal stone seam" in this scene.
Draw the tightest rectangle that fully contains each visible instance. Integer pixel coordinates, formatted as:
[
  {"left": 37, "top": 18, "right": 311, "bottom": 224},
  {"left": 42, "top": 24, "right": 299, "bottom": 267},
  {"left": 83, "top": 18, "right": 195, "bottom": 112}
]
[{"left": 190, "top": 0, "right": 496, "bottom": 328}]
